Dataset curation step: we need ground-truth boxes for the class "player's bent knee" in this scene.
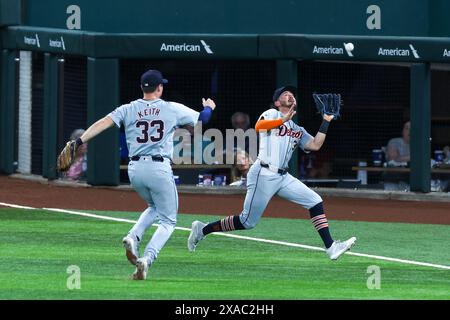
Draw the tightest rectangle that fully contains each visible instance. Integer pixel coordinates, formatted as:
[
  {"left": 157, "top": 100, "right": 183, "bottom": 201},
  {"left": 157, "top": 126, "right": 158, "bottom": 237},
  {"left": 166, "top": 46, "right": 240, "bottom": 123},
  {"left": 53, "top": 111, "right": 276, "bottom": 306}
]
[
  {"left": 310, "top": 194, "right": 323, "bottom": 208},
  {"left": 159, "top": 219, "right": 176, "bottom": 233},
  {"left": 238, "top": 213, "right": 255, "bottom": 230},
  {"left": 242, "top": 220, "right": 257, "bottom": 230},
  {"left": 161, "top": 223, "right": 175, "bottom": 235},
  {"left": 312, "top": 198, "right": 323, "bottom": 208},
  {"left": 309, "top": 201, "right": 324, "bottom": 214}
]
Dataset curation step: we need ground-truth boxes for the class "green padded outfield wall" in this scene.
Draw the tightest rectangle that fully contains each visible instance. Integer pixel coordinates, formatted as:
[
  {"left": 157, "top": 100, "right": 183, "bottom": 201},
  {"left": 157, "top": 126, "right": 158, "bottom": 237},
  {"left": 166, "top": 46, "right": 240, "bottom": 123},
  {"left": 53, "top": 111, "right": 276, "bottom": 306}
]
[
  {"left": 21, "top": 0, "right": 449, "bottom": 37},
  {"left": 42, "top": 53, "right": 59, "bottom": 180},
  {"left": 0, "top": 50, "right": 17, "bottom": 174},
  {"left": 0, "top": 0, "right": 22, "bottom": 27},
  {"left": 86, "top": 58, "right": 120, "bottom": 186}
]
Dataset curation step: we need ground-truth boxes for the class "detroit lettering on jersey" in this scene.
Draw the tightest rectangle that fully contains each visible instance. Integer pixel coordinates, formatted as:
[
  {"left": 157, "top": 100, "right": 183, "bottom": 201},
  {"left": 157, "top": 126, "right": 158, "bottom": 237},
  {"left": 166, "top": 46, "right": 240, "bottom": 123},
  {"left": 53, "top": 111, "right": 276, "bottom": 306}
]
[
  {"left": 108, "top": 98, "right": 199, "bottom": 160},
  {"left": 278, "top": 124, "right": 303, "bottom": 138},
  {"left": 258, "top": 108, "right": 313, "bottom": 169}
]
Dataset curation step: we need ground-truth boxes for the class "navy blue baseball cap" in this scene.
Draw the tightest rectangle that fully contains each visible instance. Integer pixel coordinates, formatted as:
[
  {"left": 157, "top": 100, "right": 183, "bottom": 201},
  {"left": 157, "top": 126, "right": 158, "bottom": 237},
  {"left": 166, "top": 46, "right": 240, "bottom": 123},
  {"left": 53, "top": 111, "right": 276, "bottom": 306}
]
[
  {"left": 272, "top": 86, "right": 297, "bottom": 102},
  {"left": 140, "top": 69, "right": 168, "bottom": 88}
]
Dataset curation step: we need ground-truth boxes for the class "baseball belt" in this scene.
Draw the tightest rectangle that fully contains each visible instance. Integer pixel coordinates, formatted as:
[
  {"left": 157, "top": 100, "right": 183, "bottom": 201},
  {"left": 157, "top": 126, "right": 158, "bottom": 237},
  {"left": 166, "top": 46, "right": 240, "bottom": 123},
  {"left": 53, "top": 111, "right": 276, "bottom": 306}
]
[
  {"left": 260, "top": 161, "right": 288, "bottom": 175},
  {"left": 130, "top": 155, "right": 164, "bottom": 162}
]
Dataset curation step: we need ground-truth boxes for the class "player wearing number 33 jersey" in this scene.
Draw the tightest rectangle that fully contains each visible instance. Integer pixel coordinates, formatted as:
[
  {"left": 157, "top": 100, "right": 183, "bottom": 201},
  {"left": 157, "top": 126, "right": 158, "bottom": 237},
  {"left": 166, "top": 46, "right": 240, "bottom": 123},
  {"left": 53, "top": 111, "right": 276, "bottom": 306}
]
[
  {"left": 188, "top": 86, "right": 356, "bottom": 261},
  {"left": 70, "top": 69, "right": 216, "bottom": 280}
]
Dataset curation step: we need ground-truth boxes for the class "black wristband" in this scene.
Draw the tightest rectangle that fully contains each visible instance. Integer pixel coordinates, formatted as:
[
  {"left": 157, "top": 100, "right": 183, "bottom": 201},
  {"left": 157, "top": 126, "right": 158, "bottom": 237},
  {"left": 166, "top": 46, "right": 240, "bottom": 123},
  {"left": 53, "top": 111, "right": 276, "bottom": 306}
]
[
  {"left": 75, "top": 137, "right": 84, "bottom": 147},
  {"left": 318, "top": 119, "right": 330, "bottom": 134}
]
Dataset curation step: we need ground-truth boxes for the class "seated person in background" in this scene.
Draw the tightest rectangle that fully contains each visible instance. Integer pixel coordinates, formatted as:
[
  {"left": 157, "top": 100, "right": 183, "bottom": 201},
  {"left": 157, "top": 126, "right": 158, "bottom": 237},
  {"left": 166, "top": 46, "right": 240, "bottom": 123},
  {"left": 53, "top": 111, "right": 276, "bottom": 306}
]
[
  {"left": 386, "top": 121, "right": 410, "bottom": 166},
  {"left": 173, "top": 127, "right": 194, "bottom": 164},
  {"left": 231, "top": 111, "right": 250, "bottom": 131},
  {"left": 305, "top": 153, "right": 333, "bottom": 179},
  {"left": 229, "top": 149, "right": 254, "bottom": 186},
  {"left": 65, "top": 129, "right": 88, "bottom": 181},
  {"left": 384, "top": 121, "right": 410, "bottom": 191},
  {"left": 231, "top": 111, "right": 254, "bottom": 154}
]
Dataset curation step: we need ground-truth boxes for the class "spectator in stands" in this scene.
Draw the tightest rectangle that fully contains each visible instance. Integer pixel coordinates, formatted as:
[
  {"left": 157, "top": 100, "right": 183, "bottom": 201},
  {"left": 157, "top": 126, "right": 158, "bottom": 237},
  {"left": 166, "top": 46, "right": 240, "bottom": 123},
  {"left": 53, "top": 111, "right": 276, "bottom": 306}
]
[
  {"left": 305, "top": 153, "right": 333, "bottom": 179},
  {"left": 384, "top": 121, "right": 410, "bottom": 191},
  {"left": 173, "top": 127, "right": 194, "bottom": 164},
  {"left": 231, "top": 112, "right": 251, "bottom": 131},
  {"left": 65, "top": 129, "right": 88, "bottom": 181},
  {"left": 229, "top": 148, "right": 254, "bottom": 186},
  {"left": 386, "top": 120, "right": 410, "bottom": 165},
  {"left": 231, "top": 111, "right": 253, "bottom": 154}
]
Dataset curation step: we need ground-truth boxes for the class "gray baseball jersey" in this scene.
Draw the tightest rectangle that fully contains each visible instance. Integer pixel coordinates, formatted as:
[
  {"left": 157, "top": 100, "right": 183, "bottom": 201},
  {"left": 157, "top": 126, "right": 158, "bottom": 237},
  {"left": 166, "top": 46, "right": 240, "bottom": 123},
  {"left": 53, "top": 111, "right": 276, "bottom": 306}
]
[
  {"left": 108, "top": 98, "right": 199, "bottom": 160},
  {"left": 257, "top": 108, "right": 313, "bottom": 169}
]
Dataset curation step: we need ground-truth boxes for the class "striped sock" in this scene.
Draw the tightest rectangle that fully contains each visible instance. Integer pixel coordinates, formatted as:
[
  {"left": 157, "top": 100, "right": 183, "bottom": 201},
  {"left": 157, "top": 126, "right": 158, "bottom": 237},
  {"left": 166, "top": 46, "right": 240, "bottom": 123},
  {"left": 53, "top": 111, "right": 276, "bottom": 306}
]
[
  {"left": 309, "top": 202, "right": 334, "bottom": 248},
  {"left": 311, "top": 214, "right": 329, "bottom": 231},
  {"left": 202, "top": 215, "right": 245, "bottom": 236}
]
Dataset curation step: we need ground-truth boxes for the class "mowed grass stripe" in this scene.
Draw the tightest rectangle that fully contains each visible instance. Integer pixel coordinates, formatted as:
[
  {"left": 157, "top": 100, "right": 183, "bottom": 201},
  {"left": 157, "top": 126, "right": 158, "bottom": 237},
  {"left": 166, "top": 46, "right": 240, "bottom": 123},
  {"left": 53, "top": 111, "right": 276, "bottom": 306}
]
[
  {"left": 1, "top": 202, "right": 449, "bottom": 270},
  {"left": 0, "top": 207, "right": 449, "bottom": 299}
]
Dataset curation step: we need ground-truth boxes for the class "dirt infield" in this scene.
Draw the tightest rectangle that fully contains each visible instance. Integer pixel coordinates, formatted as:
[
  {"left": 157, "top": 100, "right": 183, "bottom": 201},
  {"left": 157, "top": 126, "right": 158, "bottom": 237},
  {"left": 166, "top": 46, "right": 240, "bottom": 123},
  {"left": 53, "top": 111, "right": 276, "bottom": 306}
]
[{"left": 0, "top": 175, "right": 449, "bottom": 225}]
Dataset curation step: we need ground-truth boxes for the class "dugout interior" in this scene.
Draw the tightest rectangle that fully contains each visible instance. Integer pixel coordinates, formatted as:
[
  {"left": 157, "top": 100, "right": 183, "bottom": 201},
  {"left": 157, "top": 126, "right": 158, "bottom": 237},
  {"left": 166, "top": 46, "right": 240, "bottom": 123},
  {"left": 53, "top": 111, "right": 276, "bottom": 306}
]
[
  {"left": 5, "top": 53, "right": 450, "bottom": 191},
  {"left": 1, "top": 27, "right": 450, "bottom": 192}
]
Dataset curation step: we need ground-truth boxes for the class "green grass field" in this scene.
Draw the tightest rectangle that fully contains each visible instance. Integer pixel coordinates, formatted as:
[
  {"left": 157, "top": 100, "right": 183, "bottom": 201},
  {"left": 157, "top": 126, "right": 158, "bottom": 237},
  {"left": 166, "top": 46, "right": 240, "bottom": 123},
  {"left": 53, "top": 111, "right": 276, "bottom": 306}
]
[{"left": 0, "top": 207, "right": 449, "bottom": 300}]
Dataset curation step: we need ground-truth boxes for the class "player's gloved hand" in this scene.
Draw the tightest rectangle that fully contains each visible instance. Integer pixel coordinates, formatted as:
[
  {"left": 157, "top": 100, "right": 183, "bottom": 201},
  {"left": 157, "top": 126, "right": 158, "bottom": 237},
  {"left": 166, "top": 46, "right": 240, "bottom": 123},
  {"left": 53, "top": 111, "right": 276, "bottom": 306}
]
[
  {"left": 57, "top": 139, "right": 81, "bottom": 172},
  {"left": 313, "top": 93, "right": 343, "bottom": 120},
  {"left": 281, "top": 105, "right": 296, "bottom": 123},
  {"left": 202, "top": 98, "right": 216, "bottom": 110}
]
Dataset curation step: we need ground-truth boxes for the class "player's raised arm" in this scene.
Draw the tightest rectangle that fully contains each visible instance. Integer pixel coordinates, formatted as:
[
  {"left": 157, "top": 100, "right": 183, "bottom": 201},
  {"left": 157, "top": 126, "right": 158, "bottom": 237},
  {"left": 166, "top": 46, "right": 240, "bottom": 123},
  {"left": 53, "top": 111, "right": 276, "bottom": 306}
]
[
  {"left": 304, "top": 114, "right": 334, "bottom": 151},
  {"left": 176, "top": 98, "right": 217, "bottom": 129},
  {"left": 197, "top": 98, "right": 216, "bottom": 123},
  {"left": 255, "top": 105, "right": 296, "bottom": 132},
  {"left": 306, "top": 92, "right": 342, "bottom": 151}
]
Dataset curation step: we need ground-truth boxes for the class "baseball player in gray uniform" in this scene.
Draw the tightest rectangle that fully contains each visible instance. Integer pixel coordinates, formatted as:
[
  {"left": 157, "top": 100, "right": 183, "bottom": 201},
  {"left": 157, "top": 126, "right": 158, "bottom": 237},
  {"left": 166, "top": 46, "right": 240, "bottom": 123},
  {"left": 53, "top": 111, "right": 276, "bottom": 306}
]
[
  {"left": 188, "top": 86, "right": 356, "bottom": 260},
  {"left": 72, "top": 69, "right": 216, "bottom": 280}
]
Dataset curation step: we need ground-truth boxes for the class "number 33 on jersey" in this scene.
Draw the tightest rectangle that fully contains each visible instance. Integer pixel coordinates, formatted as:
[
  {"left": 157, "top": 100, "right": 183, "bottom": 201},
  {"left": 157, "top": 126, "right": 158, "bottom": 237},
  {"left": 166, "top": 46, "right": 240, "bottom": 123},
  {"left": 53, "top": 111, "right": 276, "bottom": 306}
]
[{"left": 108, "top": 98, "right": 199, "bottom": 160}]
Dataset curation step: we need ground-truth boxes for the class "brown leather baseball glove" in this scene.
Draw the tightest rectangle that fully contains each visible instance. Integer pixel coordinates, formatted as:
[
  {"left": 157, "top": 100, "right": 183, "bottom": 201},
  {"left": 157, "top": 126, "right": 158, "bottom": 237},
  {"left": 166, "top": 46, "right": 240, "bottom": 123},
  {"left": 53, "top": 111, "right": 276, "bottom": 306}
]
[{"left": 57, "top": 140, "right": 79, "bottom": 172}]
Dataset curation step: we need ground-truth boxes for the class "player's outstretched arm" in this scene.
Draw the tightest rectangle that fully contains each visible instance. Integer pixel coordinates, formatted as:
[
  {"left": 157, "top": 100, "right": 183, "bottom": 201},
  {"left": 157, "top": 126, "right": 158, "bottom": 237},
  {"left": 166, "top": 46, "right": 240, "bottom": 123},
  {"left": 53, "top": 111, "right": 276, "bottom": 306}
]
[
  {"left": 79, "top": 116, "right": 115, "bottom": 144},
  {"left": 57, "top": 116, "right": 114, "bottom": 172},
  {"left": 305, "top": 114, "right": 334, "bottom": 151}
]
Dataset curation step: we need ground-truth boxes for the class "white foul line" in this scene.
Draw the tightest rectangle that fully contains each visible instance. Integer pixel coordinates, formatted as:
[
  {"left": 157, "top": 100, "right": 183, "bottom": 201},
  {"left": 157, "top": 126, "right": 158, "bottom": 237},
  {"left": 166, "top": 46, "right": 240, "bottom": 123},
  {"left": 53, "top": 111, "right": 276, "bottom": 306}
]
[
  {"left": 1, "top": 201, "right": 449, "bottom": 270},
  {"left": 44, "top": 207, "right": 137, "bottom": 224},
  {"left": 0, "top": 203, "right": 36, "bottom": 210}
]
